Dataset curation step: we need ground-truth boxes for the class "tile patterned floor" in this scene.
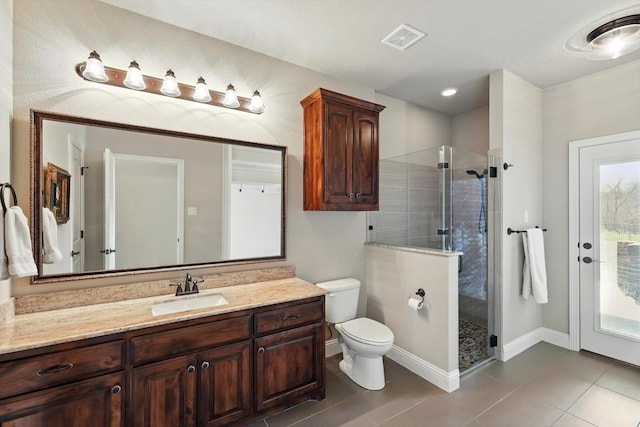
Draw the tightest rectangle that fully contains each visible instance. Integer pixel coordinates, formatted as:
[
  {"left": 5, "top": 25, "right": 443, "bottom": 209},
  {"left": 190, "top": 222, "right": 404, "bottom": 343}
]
[
  {"left": 459, "top": 318, "right": 490, "bottom": 371},
  {"left": 249, "top": 342, "right": 640, "bottom": 427}
]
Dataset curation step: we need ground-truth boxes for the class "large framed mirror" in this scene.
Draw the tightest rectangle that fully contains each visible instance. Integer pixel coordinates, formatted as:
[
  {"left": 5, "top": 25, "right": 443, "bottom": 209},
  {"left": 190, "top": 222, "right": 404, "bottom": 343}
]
[{"left": 30, "top": 110, "right": 286, "bottom": 283}]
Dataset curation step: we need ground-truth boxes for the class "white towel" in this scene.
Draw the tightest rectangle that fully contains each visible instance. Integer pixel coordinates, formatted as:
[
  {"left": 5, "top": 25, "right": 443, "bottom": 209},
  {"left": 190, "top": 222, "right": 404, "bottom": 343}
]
[
  {"left": 522, "top": 228, "right": 548, "bottom": 304},
  {"left": 0, "top": 210, "right": 8, "bottom": 280},
  {"left": 4, "top": 206, "right": 38, "bottom": 277},
  {"left": 42, "top": 207, "right": 63, "bottom": 263}
]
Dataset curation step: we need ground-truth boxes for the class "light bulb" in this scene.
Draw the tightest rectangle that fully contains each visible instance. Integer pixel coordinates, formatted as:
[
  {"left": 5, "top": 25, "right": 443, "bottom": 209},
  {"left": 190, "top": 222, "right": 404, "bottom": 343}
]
[
  {"left": 223, "top": 84, "right": 240, "bottom": 108},
  {"left": 82, "top": 51, "right": 108, "bottom": 83},
  {"left": 249, "top": 90, "right": 265, "bottom": 114},
  {"left": 123, "top": 60, "right": 146, "bottom": 90},
  {"left": 440, "top": 87, "right": 458, "bottom": 97},
  {"left": 193, "top": 77, "right": 212, "bottom": 103},
  {"left": 160, "top": 69, "right": 181, "bottom": 97}
]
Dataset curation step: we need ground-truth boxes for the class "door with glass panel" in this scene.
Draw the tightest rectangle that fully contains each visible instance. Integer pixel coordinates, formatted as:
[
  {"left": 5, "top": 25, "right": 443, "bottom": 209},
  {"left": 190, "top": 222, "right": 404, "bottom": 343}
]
[{"left": 579, "top": 136, "right": 640, "bottom": 365}]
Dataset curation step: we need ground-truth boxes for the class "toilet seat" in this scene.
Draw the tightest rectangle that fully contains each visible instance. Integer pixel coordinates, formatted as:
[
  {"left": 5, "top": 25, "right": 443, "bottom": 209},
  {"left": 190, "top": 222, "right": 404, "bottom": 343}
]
[{"left": 339, "top": 318, "right": 394, "bottom": 346}]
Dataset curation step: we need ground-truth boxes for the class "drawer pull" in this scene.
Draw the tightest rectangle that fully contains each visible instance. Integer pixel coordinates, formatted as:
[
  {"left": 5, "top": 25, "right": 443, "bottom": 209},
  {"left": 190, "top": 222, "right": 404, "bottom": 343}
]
[
  {"left": 283, "top": 315, "right": 300, "bottom": 321},
  {"left": 37, "top": 363, "right": 74, "bottom": 376},
  {"left": 111, "top": 385, "right": 122, "bottom": 394},
  {"left": 187, "top": 365, "right": 196, "bottom": 373},
  {"left": 202, "top": 361, "right": 210, "bottom": 369},
  {"left": 257, "top": 347, "right": 265, "bottom": 354}
]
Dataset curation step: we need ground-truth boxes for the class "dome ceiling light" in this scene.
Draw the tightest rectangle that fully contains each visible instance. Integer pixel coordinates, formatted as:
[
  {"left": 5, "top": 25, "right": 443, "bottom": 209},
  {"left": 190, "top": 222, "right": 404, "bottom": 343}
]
[{"left": 567, "top": 11, "right": 640, "bottom": 60}]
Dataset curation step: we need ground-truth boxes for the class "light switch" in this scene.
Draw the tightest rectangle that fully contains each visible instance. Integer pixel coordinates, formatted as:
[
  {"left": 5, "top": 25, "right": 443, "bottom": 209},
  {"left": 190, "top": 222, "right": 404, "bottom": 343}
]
[
  {"left": 187, "top": 207, "right": 197, "bottom": 216},
  {"left": 524, "top": 210, "right": 529, "bottom": 223}
]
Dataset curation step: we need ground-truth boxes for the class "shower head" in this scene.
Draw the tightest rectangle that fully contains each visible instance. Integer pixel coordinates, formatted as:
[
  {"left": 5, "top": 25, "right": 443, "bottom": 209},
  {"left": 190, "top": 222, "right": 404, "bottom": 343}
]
[{"left": 466, "top": 169, "right": 488, "bottom": 179}]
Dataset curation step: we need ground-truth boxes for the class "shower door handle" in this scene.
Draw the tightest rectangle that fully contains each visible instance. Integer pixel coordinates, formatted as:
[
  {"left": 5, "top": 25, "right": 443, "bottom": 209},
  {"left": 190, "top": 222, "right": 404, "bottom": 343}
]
[{"left": 458, "top": 255, "right": 463, "bottom": 273}]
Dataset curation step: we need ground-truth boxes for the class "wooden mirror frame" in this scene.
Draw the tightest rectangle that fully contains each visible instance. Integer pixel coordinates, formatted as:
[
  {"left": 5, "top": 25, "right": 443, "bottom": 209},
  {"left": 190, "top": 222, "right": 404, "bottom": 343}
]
[{"left": 30, "top": 110, "right": 287, "bottom": 284}]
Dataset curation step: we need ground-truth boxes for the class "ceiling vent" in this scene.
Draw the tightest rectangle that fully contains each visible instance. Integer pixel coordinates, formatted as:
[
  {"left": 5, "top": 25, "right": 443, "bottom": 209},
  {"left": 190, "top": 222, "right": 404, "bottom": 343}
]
[{"left": 381, "top": 24, "right": 426, "bottom": 51}]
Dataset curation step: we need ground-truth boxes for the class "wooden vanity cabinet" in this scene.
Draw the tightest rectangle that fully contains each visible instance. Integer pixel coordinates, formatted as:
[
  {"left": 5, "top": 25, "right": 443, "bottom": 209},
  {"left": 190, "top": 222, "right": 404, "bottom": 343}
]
[
  {"left": 129, "top": 313, "right": 252, "bottom": 427},
  {"left": 301, "top": 88, "right": 385, "bottom": 211},
  {"left": 0, "top": 339, "right": 126, "bottom": 427},
  {"left": 253, "top": 300, "right": 325, "bottom": 412},
  {"left": 0, "top": 296, "right": 324, "bottom": 427},
  {"left": 0, "top": 372, "right": 125, "bottom": 427}
]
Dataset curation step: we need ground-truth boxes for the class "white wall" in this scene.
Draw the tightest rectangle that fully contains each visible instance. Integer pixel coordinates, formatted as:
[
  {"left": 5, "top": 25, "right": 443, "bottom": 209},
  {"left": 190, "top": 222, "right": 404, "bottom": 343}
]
[
  {"left": 452, "top": 105, "right": 489, "bottom": 155},
  {"left": 0, "top": 1, "right": 12, "bottom": 302},
  {"left": 490, "top": 70, "right": 543, "bottom": 349},
  {"left": 376, "top": 92, "right": 451, "bottom": 159},
  {"left": 541, "top": 60, "right": 640, "bottom": 333}
]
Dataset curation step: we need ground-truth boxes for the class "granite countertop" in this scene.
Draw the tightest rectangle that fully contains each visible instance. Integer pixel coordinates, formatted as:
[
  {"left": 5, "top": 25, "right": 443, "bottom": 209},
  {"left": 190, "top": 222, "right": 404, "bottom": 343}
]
[{"left": 0, "top": 278, "right": 325, "bottom": 356}]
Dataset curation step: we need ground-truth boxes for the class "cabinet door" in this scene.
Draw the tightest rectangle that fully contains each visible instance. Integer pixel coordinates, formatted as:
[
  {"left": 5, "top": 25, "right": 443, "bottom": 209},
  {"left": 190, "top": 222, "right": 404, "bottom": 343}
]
[
  {"left": 352, "top": 108, "right": 379, "bottom": 206},
  {"left": 131, "top": 355, "right": 197, "bottom": 427},
  {"left": 254, "top": 323, "right": 324, "bottom": 412},
  {"left": 198, "top": 342, "right": 251, "bottom": 427},
  {"left": 324, "top": 101, "right": 354, "bottom": 205},
  {"left": 0, "top": 372, "right": 124, "bottom": 427}
]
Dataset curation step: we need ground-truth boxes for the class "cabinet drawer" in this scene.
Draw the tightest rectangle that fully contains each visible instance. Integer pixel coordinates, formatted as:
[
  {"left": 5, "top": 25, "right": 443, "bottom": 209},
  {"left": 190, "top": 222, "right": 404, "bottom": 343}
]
[
  {"left": 0, "top": 340, "right": 124, "bottom": 400},
  {"left": 131, "top": 315, "right": 251, "bottom": 365},
  {"left": 254, "top": 300, "right": 323, "bottom": 335}
]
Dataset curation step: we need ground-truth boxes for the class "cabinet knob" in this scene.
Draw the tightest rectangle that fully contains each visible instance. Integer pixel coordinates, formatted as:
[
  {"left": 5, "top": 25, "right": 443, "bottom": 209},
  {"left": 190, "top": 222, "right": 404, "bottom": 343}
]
[
  {"left": 202, "top": 361, "right": 210, "bottom": 369},
  {"left": 355, "top": 192, "right": 361, "bottom": 198},
  {"left": 348, "top": 192, "right": 354, "bottom": 198},
  {"left": 257, "top": 347, "right": 265, "bottom": 354},
  {"left": 111, "top": 385, "right": 122, "bottom": 394},
  {"left": 187, "top": 365, "right": 196, "bottom": 373}
]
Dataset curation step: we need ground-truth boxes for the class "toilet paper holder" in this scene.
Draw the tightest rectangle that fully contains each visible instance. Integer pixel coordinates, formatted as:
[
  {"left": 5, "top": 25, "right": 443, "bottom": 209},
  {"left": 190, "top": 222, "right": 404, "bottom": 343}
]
[{"left": 415, "top": 288, "right": 425, "bottom": 303}]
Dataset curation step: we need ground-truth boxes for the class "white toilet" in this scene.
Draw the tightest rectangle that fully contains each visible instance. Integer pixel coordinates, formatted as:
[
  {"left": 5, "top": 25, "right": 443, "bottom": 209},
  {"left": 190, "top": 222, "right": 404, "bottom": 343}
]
[{"left": 317, "top": 278, "right": 394, "bottom": 390}]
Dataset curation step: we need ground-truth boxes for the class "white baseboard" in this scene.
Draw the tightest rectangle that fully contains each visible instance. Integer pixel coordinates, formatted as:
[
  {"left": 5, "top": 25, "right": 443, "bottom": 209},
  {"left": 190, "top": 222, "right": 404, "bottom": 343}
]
[
  {"left": 539, "top": 327, "right": 571, "bottom": 349},
  {"left": 325, "top": 338, "right": 341, "bottom": 357},
  {"left": 325, "top": 340, "right": 459, "bottom": 392},
  {"left": 502, "top": 327, "right": 572, "bottom": 361},
  {"left": 387, "top": 345, "right": 459, "bottom": 392}
]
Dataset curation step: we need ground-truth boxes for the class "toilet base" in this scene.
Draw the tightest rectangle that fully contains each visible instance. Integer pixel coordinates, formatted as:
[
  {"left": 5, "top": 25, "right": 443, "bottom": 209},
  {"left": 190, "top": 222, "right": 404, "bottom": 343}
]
[{"left": 338, "top": 345, "right": 386, "bottom": 390}]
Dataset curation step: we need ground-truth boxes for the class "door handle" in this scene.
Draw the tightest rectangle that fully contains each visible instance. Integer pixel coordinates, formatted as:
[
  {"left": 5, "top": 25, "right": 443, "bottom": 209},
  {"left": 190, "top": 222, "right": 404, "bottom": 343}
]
[
  {"left": 582, "top": 256, "right": 603, "bottom": 264},
  {"left": 70, "top": 251, "right": 80, "bottom": 257}
]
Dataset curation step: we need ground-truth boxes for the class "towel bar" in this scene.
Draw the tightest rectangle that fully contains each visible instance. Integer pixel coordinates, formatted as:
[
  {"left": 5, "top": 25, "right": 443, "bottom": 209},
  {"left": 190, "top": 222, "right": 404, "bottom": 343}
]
[
  {"left": 0, "top": 183, "right": 18, "bottom": 215},
  {"left": 507, "top": 226, "right": 547, "bottom": 235}
]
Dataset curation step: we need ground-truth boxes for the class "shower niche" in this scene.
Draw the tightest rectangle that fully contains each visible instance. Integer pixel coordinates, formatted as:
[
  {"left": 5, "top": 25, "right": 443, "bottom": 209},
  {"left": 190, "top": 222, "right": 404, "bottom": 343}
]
[{"left": 367, "top": 145, "right": 497, "bottom": 371}]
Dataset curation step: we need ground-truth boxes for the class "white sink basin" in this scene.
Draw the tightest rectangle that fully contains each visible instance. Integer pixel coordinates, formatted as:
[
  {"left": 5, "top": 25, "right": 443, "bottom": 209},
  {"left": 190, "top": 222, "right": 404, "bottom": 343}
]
[{"left": 151, "top": 294, "right": 229, "bottom": 316}]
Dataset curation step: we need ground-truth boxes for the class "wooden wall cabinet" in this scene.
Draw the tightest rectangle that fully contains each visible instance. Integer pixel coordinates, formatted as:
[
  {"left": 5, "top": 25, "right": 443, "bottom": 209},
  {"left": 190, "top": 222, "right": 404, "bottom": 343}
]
[
  {"left": 0, "top": 297, "right": 324, "bottom": 427},
  {"left": 301, "top": 88, "right": 385, "bottom": 211}
]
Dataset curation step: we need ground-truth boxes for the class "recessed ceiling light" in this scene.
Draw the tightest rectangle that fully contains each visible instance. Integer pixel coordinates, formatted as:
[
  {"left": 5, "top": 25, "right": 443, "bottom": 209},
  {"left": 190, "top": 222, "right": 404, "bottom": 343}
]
[
  {"left": 440, "top": 88, "right": 458, "bottom": 97},
  {"left": 566, "top": 7, "right": 640, "bottom": 60},
  {"left": 381, "top": 24, "right": 426, "bottom": 51}
]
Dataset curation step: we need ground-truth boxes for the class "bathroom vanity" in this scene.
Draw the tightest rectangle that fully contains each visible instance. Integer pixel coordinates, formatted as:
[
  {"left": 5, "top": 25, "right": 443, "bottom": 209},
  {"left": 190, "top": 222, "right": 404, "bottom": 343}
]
[{"left": 0, "top": 278, "right": 325, "bottom": 427}]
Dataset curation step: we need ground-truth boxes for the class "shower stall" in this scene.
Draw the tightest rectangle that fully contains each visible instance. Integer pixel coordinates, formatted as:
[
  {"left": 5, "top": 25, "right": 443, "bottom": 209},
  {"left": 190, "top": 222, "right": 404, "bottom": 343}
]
[{"left": 367, "top": 145, "right": 497, "bottom": 371}]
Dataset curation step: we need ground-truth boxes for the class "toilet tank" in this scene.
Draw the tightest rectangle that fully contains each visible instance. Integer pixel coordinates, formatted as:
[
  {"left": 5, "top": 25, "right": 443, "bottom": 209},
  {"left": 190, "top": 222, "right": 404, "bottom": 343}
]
[{"left": 316, "top": 278, "right": 360, "bottom": 324}]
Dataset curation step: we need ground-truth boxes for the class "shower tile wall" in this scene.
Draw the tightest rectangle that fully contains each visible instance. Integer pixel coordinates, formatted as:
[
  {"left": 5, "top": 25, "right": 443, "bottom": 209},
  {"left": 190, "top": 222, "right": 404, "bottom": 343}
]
[
  {"left": 371, "top": 160, "right": 409, "bottom": 246},
  {"left": 369, "top": 161, "right": 440, "bottom": 248},
  {"left": 453, "top": 175, "right": 488, "bottom": 321},
  {"left": 408, "top": 163, "right": 441, "bottom": 248}
]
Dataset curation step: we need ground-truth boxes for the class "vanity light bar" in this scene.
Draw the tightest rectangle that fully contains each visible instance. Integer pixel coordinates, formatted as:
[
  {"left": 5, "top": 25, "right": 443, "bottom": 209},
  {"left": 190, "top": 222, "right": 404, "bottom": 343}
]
[{"left": 75, "top": 51, "right": 265, "bottom": 114}]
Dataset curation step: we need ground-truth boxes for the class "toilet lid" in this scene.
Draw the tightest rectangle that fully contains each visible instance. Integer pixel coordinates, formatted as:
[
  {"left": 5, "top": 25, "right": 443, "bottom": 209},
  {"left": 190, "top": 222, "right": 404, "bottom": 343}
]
[{"left": 340, "top": 318, "right": 394, "bottom": 345}]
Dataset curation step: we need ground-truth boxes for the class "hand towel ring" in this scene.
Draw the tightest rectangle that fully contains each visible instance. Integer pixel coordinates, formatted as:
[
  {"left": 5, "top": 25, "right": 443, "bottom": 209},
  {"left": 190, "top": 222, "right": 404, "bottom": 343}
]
[{"left": 1, "top": 183, "right": 18, "bottom": 215}]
